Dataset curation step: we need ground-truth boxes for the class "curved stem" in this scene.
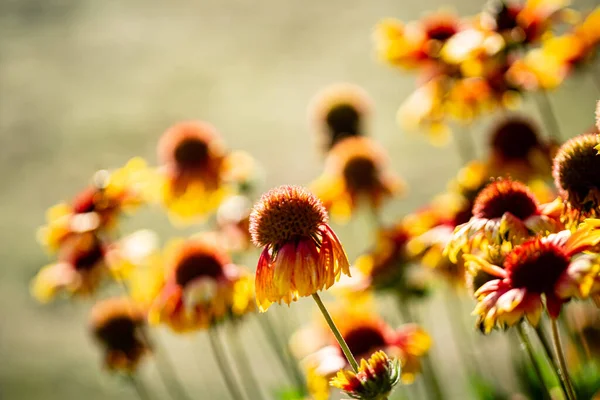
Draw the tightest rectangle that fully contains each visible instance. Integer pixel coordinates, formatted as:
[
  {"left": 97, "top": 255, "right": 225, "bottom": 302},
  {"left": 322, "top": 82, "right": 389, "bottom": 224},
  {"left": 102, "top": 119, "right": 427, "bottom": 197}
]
[
  {"left": 208, "top": 328, "right": 247, "bottom": 400},
  {"left": 128, "top": 374, "right": 152, "bottom": 400},
  {"left": 227, "top": 323, "right": 268, "bottom": 400},
  {"left": 533, "top": 91, "right": 561, "bottom": 142},
  {"left": 312, "top": 292, "right": 359, "bottom": 372},
  {"left": 151, "top": 336, "right": 195, "bottom": 400},
  {"left": 516, "top": 322, "right": 552, "bottom": 400},
  {"left": 534, "top": 324, "right": 573, "bottom": 400},
  {"left": 256, "top": 314, "right": 306, "bottom": 393},
  {"left": 551, "top": 319, "right": 577, "bottom": 400}
]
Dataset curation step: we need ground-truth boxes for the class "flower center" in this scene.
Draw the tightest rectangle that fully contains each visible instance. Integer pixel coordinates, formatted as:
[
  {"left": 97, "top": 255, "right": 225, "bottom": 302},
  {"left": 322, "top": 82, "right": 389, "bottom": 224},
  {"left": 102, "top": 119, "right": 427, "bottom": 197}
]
[
  {"left": 174, "top": 138, "right": 210, "bottom": 170},
  {"left": 175, "top": 253, "right": 224, "bottom": 287},
  {"left": 95, "top": 316, "right": 140, "bottom": 353},
  {"left": 505, "top": 240, "right": 569, "bottom": 293},
  {"left": 553, "top": 134, "right": 600, "bottom": 211},
  {"left": 343, "top": 156, "right": 379, "bottom": 192},
  {"left": 491, "top": 118, "right": 540, "bottom": 160},
  {"left": 343, "top": 326, "right": 387, "bottom": 358},
  {"left": 60, "top": 234, "right": 104, "bottom": 271},
  {"left": 493, "top": 3, "right": 521, "bottom": 31},
  {"left": 326, "top": 103, "right": 361, "bottom": 138},
  {"left": 250, "top": 185, "right": 328, "bottom": 247},
  {"left": 473, "top": 179, "right": 538, "bottom": 220},
  {"left": 426, "top": 24, "right": 457, "bottom": 41}
]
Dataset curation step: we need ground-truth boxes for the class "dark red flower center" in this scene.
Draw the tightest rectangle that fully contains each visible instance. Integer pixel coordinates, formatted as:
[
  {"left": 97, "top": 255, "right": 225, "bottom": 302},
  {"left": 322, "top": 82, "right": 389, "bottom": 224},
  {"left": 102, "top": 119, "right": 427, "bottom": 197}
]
[
  {"left": 60, "top": 235, "right": 104, "bottom": 271},
  {"left": 505, "top": 240, "right": 569, "bottom": 293},
  {"left": 473, "top": 179, "right": 538, "bottom": 220},
  {"left": 343, "top": 156, "right": 379, "bottom": 192},
  {"left": 491, "top": 118, "right": 540, "bottom": 160},
  {"left": 175, "top": 253, "right": 224, "bottom": 287},
  {"left": 426, "top": 24, "right": 458, "bottom": 41},
  {"left": 343, "top": 326, "right": 387, "bottom": 358},
  {"left": 174, "top": 138, "right": 210, "bottom": 170},
  {"left": 326, "top": 103, "right": 361, "bottom": 139},
  {"left": 492, "top": 2, "right": 521, "bottom": 31},
  {"left": 95, "top": 316, "right": 140, "bottom": 353}
]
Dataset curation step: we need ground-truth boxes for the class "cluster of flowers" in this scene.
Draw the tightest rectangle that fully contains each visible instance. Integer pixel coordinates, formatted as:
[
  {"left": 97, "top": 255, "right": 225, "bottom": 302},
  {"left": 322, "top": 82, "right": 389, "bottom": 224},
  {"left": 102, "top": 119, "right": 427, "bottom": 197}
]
[{"left": 375, "top": 0, "right": 600, "bottom": 143}]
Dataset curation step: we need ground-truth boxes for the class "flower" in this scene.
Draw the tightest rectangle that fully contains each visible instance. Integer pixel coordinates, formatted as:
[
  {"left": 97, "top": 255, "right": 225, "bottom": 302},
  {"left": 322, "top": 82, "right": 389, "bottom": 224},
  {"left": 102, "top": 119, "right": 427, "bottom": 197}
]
[
  {"left": 215, "top": 195, "right": 253, "bottom": 254},
  {"left": 446, "top": 178, "right": 562, "bottom": 262},
  {"left": 37, "top": 158, "right": 149, "bottom": 252},
  {"left": 330, "top": 350, "right": 400, "bottom": 400},
  {"left": 31, "top": 232, "right": 108, "bottom": 302},
  {"left": 311, "top": 137, "right": 405, "bottom": 221},
  {"left": 90, "top": 297, "right": 150, "bottom": 373},
  {"left": 553, "top": 133, "right": 600, "bottom": 223},
  {"left": 250, "top": 186, "right": 350, "bottom": 311},
  {"left": 374, "top": 18, "right": 428, "bottom": 70},
  {"left": 468, "top": 221, "right": 600, "bottom": 333},
  {"left": 149, "top": 236, "right": 252, "bottom": 331},
  {"left": 308, "top": 83, "right": 372, "bottom": 152},
  {"left": 487, "top": 116, "right": 554, "bottom": 180},
  {"left": 153, "top": 121, "right": 229, "bottom": 223}
]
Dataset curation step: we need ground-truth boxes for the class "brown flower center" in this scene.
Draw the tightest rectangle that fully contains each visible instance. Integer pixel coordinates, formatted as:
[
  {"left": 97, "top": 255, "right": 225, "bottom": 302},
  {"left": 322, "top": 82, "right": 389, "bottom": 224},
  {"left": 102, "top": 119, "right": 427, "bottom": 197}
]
[
  {"left": 505, "top": 240, "right": 569, "bottom": 293},
  {"left": 95, "top": 316, "right": 141, "bottom": 353},
  {"left": 473, "top": 179, "right": 538, "bottom": 220},
  {"left": 60, "top": 234, "right": 104, "bottom": 271},
  {"left": 326, "top": 103, "right": 361, "bottom": 139},
  {"left": 343, "top": 156, "right": 379, "bottom": 192},
  {"left": 426, "top": 24, "right": 457, "bottom": 41},
  {"left": 491, "top": 118, "right": 540, "bottom": 160},
  {"left": 250, "top": 185, "right": 328, "bottom": 247},
  {"left": 174, "top": 138, "right": 210, "bottom": 170},
  {"left": 343, "top": 326, "right": 387, "bottom": 358},
  {"left": 175, "top": 253, "right": 224, "bottom": 287},
  {"left": 553, "top": 134, "right": 600, "bottom": 211}
]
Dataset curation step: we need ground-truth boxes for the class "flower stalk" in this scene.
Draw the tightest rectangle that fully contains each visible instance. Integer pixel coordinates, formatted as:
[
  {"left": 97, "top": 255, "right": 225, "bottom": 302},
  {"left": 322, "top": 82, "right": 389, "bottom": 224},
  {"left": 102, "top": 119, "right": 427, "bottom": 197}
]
[{"left": 516, "top": 322, "right": 552, "bottom": 400}]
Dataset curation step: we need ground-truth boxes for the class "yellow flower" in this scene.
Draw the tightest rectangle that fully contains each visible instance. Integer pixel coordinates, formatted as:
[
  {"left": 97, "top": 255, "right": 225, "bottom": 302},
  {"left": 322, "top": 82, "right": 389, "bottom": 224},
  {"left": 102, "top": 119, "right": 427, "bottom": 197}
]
[
  {"left": 373, "top": 19, "right": 427, "bottom": 70},
  {"left": 312, "top": 137, "right": 405, "bottom": 222},
  {"left": 250, "top": 185, "right": 350, "bottom": 311},
  {"left": 90, "top": 297, "right": 150, "bottom": 373}
]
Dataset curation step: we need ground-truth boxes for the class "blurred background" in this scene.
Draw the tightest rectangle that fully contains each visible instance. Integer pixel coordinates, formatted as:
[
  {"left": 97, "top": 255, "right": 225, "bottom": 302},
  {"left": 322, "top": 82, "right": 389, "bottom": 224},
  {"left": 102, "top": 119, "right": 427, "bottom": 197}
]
[{"left": 1, "top": 0, "right": 599, "bottom": 399}]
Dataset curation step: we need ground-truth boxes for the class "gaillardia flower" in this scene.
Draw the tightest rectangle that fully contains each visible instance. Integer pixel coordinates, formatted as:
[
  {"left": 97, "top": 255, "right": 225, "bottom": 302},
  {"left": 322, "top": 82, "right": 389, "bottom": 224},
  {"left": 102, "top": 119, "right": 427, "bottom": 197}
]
[
  {"left": 154, "top": 121, "right": 228, "bottom": 223},
  {"left": 90, "top": 297, "right": 150, "bottom": 372},
  {"left": 150, "top": 237, "right": 251, "bottom": 331},
  {"left": 553, "top": 133, "right": 600, "bottom": 223},
  {"left": 331, "top": 350, "right": 400, "bottom": 400},
  {"left": 446, "top": 178, "right": 562, "bottom": 261},
  {"left": 312, "top": 137, "right": 405, "bottom": 221},
  {"left": 468, "top": 222, "right": 600, "bottom": 333},
  {"left": 31, "top": 232, "right": 108, "bottom": 302},
  {"left": 308, "top": 83, "right": 372, "bottom": 152},
  {"left": 249, "top": 185, "right": 350, "bottom": 311}
]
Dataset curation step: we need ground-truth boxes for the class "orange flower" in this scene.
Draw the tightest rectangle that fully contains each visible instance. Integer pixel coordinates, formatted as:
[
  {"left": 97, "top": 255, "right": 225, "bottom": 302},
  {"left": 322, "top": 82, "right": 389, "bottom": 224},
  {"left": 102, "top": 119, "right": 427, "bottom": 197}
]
[
  {"left": 446, "top": 179, "right": 562, "bottom": 261},
  {"left": 468, "top": 221, "right": 600, "bottom": 333},
  {"left": 149, "top": 237, "right": 253, "bottom": 332},
  {"left": 153, "top": 121, "right": 229, "bottom": 223},
  {"left": 90, "top": 297, "right": 150, "bottom": 373},
  {"left": 308, "top": 83, "right": 372, "bottom": 152},
  {"left": 249, "top": 185, "right": 350, "bottom": 311},
  {"left": 312, "top": 137, "right": 405, "bottom": 221},
  {"left": 31, "top": 232, "right": 108, "bottom": 302}
]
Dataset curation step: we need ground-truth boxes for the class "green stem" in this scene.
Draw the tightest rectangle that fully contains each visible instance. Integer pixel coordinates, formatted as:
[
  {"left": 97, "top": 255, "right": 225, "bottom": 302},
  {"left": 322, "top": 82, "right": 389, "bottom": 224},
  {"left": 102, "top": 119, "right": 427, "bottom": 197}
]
[
  {"left": 516, "top": 322, "right": 552, "bottom": 400},
  {"left": 227, "top": 323, "right": 268, "bottom": 400},
  {"left": 551, "top": 319, "right": 577, "bottom": 400},
  {"left": 128, "top": 374, "right": 152, "bottom": 400},
  {"left": 534, "top": 324, "right": 573, "bottom": 400},
  {"left": 256, "top": 314, "right": 306, "bottom": 393},
  {"left": 312, "top": 292, "right": 359, "bottom": 372},
  {"left": 208, "top": 328, "right": 247, "bottom": 400},
  {"left": 396, "top": 295, "right": 443, "bottom": 400},
  {"left": 533, "top": 91, "right": 561, "bottom": 142}
]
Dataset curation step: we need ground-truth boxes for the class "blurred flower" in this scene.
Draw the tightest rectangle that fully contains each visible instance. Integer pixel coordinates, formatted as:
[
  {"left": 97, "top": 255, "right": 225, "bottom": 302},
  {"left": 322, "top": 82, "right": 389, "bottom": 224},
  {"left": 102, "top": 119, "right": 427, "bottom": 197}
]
[
  {"left": 312, "top": 137, "right": 405, "bottom": 222},
  {"left": 553, "top": 133, "right": 600, "bottom": 224},
  {"left": 516, "top": 0, "right": 573, "bottom": 43},
  {"left": 37, "top": 158, "right": 149, "bottom": 252},
  {"left": 308, "top": 83, "right": 372, "bottom": 152},
  {"left": 153, "top": 121, "right": 229, "bottom": 224},
  {"left": 149, "top": 236, "right": 253, "bottom": 332},
  {"left": 216, "top": 195, "right": 253, "bottom": 254},
  {"left": 374, "top": 19, "right": 428, "bottom": 70},
  {"left": 221, "top": 150, "right": 263, "bottom": 195},
  {"left": 507, "top": 47, "right": 569, "bottom": 90},
  {"left": 446, "top": 178, "right": 562, "bottom": 261},
  {"left": 306, "top": 364, "right": 331, "bottom": 400},
  {"left": 469, "top": 222, "right": 600, "bottom": 333},
  {"left": 249, "top": 185, "right": 350, "bottom": 311},
  {"left": 90, "top": 297, "right": 150, "bottom": 373},
  {"left": 330, "top": 350, "right": 400, "bottom": 400},
  {"left": 487, "top": 116, "right": 554, "bottom": 181},
  {"left": 31, "top": 232, "right": 108, "bottom": 302}
]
